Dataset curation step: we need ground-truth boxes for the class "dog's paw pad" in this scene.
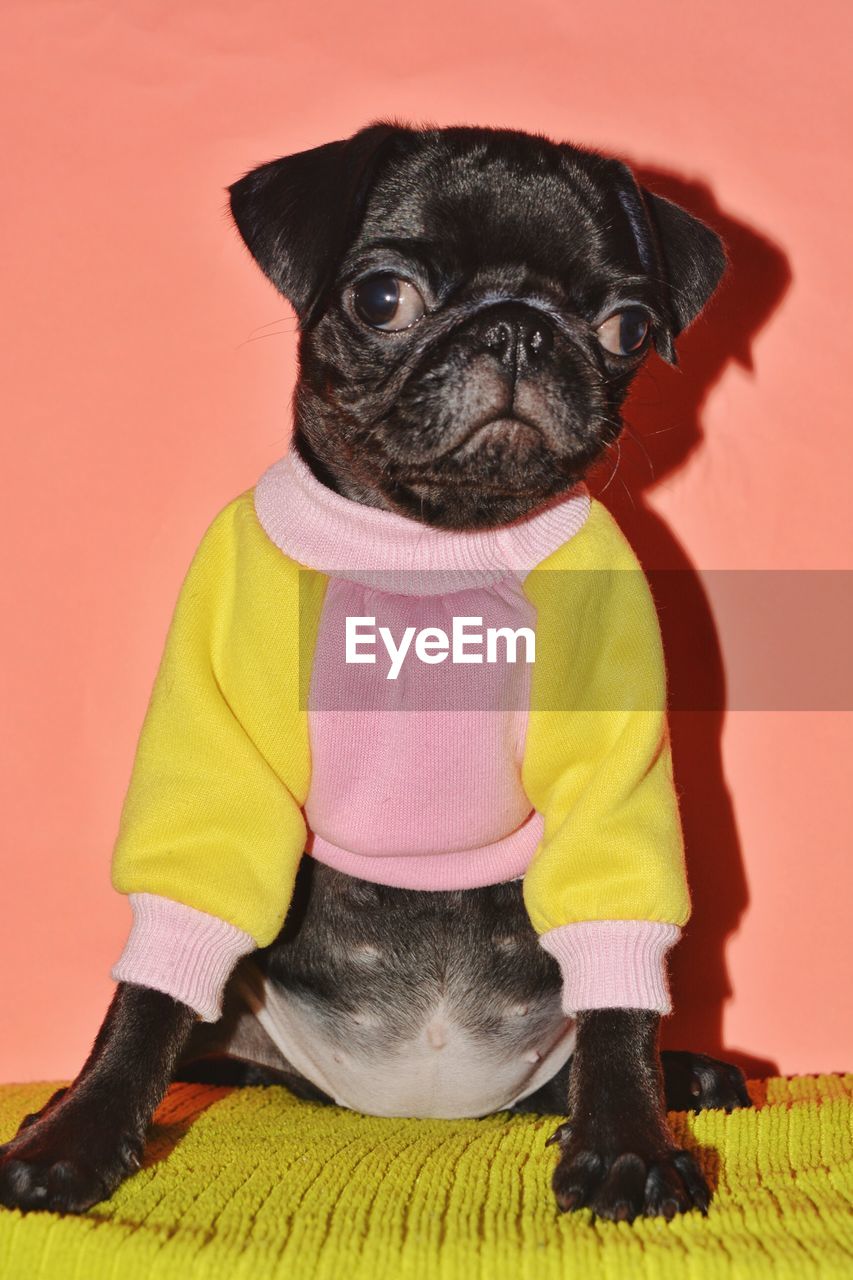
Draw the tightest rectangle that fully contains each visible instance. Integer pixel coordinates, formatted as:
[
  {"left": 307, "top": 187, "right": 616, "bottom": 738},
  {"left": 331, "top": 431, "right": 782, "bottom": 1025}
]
[
  {"left": 552, "top": 1147, "right": 602, "bottom": 1212},
  {"left": 664, "top": 1052, "right": 753, "bottom": 1114},
  {"left": 0, "top": 1104, "right": 144, "bottom": 1214},
  {"left": 691, "top": 1059, "right": 752, "bottom": 1113},
  {"left": 551, "top": 1143, "right": 711, "bottom": 1221}
]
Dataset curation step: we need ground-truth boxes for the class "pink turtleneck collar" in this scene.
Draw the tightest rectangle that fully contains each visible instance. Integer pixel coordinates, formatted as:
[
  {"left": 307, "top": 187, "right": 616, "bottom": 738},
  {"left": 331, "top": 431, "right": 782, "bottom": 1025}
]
[{"left": 254, "top": 447, "right": 590, "bottom": 594}]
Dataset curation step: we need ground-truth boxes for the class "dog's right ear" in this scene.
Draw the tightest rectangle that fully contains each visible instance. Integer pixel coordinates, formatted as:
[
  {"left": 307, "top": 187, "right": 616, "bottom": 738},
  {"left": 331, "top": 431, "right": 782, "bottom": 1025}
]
[{"left": 228, "top": 121, "right": 408, "bottom": 327}]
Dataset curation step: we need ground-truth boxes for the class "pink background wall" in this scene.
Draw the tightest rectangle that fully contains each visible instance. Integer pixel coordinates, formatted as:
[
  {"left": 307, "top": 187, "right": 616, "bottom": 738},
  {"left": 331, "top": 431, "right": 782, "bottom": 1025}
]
[{"left": 1, "top": 0, "right": 850, "bottom": 1082}]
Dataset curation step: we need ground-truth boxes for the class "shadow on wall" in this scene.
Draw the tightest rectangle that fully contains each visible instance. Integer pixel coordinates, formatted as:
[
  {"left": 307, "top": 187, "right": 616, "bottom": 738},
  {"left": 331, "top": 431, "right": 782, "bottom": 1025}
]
[{"left": 591, "top": 164, "right": 792, "bottom": 1078}]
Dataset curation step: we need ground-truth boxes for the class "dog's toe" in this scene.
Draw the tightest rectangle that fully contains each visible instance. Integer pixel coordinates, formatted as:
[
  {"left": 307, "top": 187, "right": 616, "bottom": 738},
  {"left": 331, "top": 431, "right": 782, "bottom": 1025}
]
[
  {"left": 551, "top": 1139, "right": 711, "bottom": 1221},
  {"left": 594, "top": 1148, "right": 709, "bottom": 1222},
  {"left": 552, "top": 1147, "right": 603, "bottom": 1212},
  {"left": 0, "top": 1145, "right": 126, "bottom": 1214},
  {"left": 590, "top": 1152, "right": 647, "bottom": 1222},
  {"left": 0, "top": 1100, "right": 144, "bottom": 1214}
]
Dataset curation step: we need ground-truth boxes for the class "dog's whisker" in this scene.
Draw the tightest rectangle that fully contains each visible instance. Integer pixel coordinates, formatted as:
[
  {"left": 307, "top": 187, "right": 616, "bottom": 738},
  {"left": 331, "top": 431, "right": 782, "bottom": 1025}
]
[
  {"left": 237, "top": 328, "right": 300, "bottom": 348},
  {"left": 247, "top": 315, "right": 298, "bottom": 335},
  {"left": 620, "top": 420, "right": 656, "bottom": 480},
  {"left": 617, "top": 472, "right": 637, "bottom": 510},
  {"left": 597, "top": 436, "right": 623, "bottom": 496}
]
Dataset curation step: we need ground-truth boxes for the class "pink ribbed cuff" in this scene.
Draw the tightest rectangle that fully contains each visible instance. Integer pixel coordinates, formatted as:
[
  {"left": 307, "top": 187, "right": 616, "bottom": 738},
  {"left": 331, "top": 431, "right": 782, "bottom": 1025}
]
[
  {"left": 110, "top": 893, "right": 256, "bottom": 1023},
  {"left": 539, "top": 920, "right": 681, "bottom": 1016}
]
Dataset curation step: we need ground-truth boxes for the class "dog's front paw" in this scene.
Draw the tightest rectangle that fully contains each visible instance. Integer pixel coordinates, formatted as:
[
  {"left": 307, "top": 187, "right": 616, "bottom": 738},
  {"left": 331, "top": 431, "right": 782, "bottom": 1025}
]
[
  {"left": 548, "top": 1127, "right": 711, "bottom": 1222},
  {"left": 0, "top": 1096, "right": 144, "bottom": 1214}
]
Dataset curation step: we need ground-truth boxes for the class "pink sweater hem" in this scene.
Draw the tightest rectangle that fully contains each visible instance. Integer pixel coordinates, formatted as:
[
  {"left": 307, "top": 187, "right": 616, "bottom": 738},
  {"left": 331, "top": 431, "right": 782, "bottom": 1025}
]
[{"left": 307, "top": 809, "right": 545, "bottom": 890}]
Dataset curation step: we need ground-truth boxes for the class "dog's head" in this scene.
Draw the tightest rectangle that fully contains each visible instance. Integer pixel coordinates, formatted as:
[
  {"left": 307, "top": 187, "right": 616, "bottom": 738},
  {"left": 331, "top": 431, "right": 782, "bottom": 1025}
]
[{"left": 229, "top": 121, "right": 725, "bottom": 530}]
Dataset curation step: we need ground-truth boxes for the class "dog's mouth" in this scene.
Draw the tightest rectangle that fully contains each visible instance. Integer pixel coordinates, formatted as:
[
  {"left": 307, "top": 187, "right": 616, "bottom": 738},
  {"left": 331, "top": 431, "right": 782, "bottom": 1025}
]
[
  {"left": 358, "top": 412, "right": 596, "bottom": 526},
  {"left": 399, "top": 416, "right": 550, "bottom": 479},
  {"left": 392, "top": 415, "right": 576, "bottom": 496},
  {"left": 449, "top": 416, "right": 545, "bottom": 455}
]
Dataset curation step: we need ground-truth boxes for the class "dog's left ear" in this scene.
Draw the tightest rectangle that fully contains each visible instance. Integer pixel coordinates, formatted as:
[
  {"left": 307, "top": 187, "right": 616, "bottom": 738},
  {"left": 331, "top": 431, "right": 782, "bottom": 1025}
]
[
  {"left": 228, "top": 121, "right": 409, "bottom": 327},
  {"left": 609, "top": 161, "right": 727, "bottom": 365}
]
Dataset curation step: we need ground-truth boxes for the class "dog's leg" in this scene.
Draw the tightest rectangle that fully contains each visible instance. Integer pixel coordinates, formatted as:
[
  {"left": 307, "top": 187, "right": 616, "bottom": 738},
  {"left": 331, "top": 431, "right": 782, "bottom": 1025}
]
[
  {"left": 547, "top": 1010, "right": 713, "bottom": 1221},
  {"left": 0, "top": 982, "right": 196, "bottom": 1213}
]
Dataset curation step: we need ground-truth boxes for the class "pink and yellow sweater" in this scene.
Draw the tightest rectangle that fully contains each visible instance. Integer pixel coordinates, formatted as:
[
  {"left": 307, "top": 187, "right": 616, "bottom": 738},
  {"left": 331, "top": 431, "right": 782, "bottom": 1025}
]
[{"left": 110, "top": 448, "right": 690, "bottom": 1022}]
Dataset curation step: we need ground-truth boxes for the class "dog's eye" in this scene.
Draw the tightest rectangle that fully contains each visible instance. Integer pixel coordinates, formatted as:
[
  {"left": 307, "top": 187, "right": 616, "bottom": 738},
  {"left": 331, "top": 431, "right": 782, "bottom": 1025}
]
[
  {"left": 595, "top": 308, "right": 651, "bottom": 356},
  {"left": 352, "top": 273, "right": 426, "bottom": 331}
]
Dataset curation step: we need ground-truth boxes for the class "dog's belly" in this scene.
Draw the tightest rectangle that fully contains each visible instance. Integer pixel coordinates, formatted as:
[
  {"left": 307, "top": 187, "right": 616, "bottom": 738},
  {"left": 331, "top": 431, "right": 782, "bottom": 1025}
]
[
  {"left": 228, "top": 959, "right": 576, "bottom": 1119},
  {"left": 201, "top": 858, "right": 575, "bottom": 1119}
]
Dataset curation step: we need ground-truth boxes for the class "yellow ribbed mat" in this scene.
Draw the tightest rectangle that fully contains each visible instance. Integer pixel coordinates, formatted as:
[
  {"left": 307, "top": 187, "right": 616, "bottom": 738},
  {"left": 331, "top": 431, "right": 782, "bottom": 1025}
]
[{"left": 0, "top": 1074, "right": 851, "bottom": 1279}]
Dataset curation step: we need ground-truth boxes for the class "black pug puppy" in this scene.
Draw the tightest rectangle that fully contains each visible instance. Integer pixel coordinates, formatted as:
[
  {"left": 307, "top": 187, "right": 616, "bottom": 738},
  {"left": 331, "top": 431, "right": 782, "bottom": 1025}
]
[{"left": 0, "top": 121, "right": 751, "bottom": 1223}]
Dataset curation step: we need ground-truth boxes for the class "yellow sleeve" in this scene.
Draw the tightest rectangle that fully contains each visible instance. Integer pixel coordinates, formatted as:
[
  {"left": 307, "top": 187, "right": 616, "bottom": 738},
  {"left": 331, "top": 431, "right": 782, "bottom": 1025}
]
[
  {"left": 520, "top": 499, "right": 689, "bottom": 1013},
  {"left": 111, "top": 490, "right": 326, "bottom": 947}
]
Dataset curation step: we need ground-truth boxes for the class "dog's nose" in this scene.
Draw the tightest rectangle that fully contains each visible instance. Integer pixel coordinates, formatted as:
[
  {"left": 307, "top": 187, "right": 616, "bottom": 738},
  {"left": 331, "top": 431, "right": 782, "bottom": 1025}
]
[{"left": 481, "top": 307, "right": 553, "bottom": 371}]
